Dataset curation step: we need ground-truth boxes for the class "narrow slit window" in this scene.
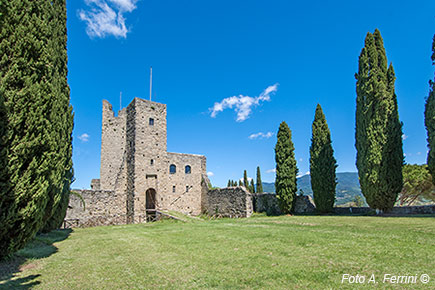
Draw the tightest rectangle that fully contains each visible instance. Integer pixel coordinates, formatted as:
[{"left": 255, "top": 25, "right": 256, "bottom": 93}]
[
  {"left": 172, "top": 186, "right": 176, "bottom": 193},
  {"left": 150, "top": 159, "right": 154, "bottom": 165},
  {"left": 186, "top": 185, "right": 189, "bottom": 192},
  {"left": 149, "top": 118, "right": 154, "bottom": 126}
]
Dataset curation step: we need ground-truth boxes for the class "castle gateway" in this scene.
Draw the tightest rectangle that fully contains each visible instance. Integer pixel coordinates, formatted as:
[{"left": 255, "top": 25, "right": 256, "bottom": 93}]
[{"left": 66, "top": 98, "right": 210, "bottom": 226}]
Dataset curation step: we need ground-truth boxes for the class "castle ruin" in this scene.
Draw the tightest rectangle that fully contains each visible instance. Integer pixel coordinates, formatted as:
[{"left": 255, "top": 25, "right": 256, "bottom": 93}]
[{"left": 66, "top": 97, "right": 210, "bottom": 225}]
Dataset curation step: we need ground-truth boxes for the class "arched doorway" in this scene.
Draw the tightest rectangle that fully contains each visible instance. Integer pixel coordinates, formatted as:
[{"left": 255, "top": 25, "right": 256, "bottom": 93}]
[
  {"left": 146, "top": 188, "right": 157, "bottom": 210},
  {"left": 146, "top": 188, "right": 157, "bottom": 222}
]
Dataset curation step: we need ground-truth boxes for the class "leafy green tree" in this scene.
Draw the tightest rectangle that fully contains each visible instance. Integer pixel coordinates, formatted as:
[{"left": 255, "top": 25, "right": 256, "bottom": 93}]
[
  {"left": 275, "top": 121, "right": 298, "bottom": 213},
  {"left": 400, "top": 164, "right": 435, "bottom": 205},
  {"left": 309, "top": 104, "right": 337, "bottom": 213},
  {"left": 355, "top": 29, "right": 403, "bottom": 212},
  {"left": 0, "top": 0, "right": 73, "bottom": 258},
  {"left": 243, "top": 170, "right": 248, "bottom": 188},
  {"left": 250, "top": 179, "right": 255, "bottom": 193},
  {"left": 256, "top": 166, "right": 263, "bottom": 193},
  {"left": 425, "top": 35, "right": 435, "bottom": 184}
]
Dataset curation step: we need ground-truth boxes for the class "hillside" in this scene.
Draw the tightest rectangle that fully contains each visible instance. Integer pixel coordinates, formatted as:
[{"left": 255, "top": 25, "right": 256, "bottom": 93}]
[{"left": 262, "top": 172, "right": 365, "bottom": 206}]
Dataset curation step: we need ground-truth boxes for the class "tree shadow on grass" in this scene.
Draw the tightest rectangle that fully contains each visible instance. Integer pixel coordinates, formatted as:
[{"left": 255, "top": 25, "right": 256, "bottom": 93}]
[{"left": 0, "top": 228, "right": 72, "bottom": 289}]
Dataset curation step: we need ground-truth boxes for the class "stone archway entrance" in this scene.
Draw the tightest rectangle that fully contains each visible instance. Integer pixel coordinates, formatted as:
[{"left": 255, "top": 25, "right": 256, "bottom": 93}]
[{"left": 145, "top": 188, "right": 157, "bottom": 222}]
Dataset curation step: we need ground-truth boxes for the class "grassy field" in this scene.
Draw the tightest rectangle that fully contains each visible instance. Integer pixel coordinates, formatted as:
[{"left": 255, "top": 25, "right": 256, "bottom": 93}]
[{"left": 0, "top": 214, "right": 434, "bottom": 289}]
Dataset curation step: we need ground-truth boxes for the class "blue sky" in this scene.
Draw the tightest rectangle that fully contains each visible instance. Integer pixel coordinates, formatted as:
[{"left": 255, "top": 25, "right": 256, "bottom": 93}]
[{"left": 68, "top": 0, "right": 435, "bottom": 189}]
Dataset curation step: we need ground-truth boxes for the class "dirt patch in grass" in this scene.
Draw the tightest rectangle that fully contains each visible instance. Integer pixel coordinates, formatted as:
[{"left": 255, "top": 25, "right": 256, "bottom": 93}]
[{"left": 19, "top": 262, "right": 38, "bottom": 271}]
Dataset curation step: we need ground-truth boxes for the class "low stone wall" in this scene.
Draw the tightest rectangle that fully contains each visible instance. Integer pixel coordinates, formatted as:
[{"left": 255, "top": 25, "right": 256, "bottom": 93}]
[
  {"left": 254, "top": 193, "right": 435, "bottom": 216},
  {"left": 254, "top": 193, "right": 281, "bottom": 215},
  {"left": 335, "top": 205, "right": 435, "bottom": 215},
  {"left": 204, "top": 187, "right": 253, "bottom": 218},
  {"left": 66, "top": 190, "right": 127, "bottom": 227},
  {"left": 254, "top": 193, "right": 316, "bottom": 215}
]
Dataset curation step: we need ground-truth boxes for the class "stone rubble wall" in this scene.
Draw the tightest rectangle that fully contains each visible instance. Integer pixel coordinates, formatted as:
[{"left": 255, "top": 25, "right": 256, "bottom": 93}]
[
  {"left": 335, "top": 205, "right": 435, "bottom": 215},
  {"left": 253, "top": 193, "right": 316, "bottom": 215},
  {"left": 66, "top": 190, "right": 127, "bottom": 227},
  {"left": 254, "top": 193, "right": 435, "bottom": 215},
  {"left": 204, "top": 187, "right": 253, "bottom": 218}
]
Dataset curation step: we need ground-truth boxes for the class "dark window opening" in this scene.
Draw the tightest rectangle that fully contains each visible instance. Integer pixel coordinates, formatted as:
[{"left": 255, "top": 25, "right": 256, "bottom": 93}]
[
  {"left": 172, "top": 186, "right": 176, "bottom": 193},
  {"left": 150, "top": 159, "right": 154, "bottom": 165},
  {"left": 185, "top": 165, "right": 191, "bottom": 174},
  {"left": 170, "top": 164, "right": 176, "bottom": 174},
  {"left": 186, "top": 186, "right": 189, "bottom": 192},
  {"left": 149, "top": 118, "right": 154, "bottom": 126}
]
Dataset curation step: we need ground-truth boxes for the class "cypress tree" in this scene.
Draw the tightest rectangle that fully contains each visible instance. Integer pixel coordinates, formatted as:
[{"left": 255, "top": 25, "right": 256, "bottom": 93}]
[
  {"left": 275, "top": 121, "right": 298, "bottom": 213},
  {"left": 243, "top": 170, "right": 248, "bottom": 188},
  {"left": 238, "top": 180, "right": 243, "bottom": 186},
  {"left": 309, "top": 104, "right": 337, "bottom": 213},
  {"left": 250, "top": 179, "right": 255, "bottom": 193},
  {"left": 425, "top": 35, "right": 435, "bottom": 184},
  {"left": 256, "top": 166, "right": 263, "bottom": 193},
  {"left": 355, "top": 29, "right": 403, "bottom": 212},
  {"left": 0, "top": 0, "right": 73, "bottom": 258},
  {"left": 42, "top": 0, "right": 74, "bottom": 232},
  {"left": 227, "top": 180, "right": 231, "bottom": 187}
]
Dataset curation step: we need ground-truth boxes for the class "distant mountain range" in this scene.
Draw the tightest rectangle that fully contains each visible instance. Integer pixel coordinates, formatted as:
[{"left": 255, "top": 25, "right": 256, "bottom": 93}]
[{"left": 262, "top": 172, "right": 365, "bottom": 206}]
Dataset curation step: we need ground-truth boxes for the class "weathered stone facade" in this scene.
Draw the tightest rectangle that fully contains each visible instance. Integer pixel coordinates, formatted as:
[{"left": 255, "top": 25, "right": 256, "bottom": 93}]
[
  {"left": 203, "top": 187, "right": 253, "bottom": 218},
  {"left": 66, "top": 98, "right": 208, "bottom": 225}
]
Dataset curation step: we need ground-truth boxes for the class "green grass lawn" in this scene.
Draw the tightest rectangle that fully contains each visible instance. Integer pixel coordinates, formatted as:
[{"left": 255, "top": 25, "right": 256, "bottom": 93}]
[{"left": 1, "top": 215, "right": 434, "bottom": 289}]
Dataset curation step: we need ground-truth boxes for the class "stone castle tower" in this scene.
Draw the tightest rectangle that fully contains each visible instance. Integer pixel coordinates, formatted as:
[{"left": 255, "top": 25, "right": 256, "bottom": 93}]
[{"left": 91, "top": 97, "right": 208, "bottom": 222}]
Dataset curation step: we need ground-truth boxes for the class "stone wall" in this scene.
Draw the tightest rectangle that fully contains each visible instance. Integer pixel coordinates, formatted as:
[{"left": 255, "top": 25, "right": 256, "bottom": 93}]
[
  {"left": 163, "top": 152, "right": 206, "bottom": 215},
  {"left": 253, "top": 193, "right": 281, "bottom": 215},
  {"left": 254, "top": 193, "right": 315, "bottom": 215},
  {"left": 100, "top": 100, "right": 127, "bottom": 191},
  {"left": 254, "top": 193, "right": 435, "bottom": 216},
  {"left": 66, "top": 190, "right": 127, "bottom": 227},
  {"left": 204, "top": 187, "right": 253, "bottom": 218},
  {"left": 335, "top": 205, "right": 435, "bottom": 215}
]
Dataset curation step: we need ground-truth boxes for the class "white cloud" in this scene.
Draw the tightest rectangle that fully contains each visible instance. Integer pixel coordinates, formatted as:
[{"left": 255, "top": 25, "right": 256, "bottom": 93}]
[
  {"left": 79, "top": 0, "right": 138, "bottom": 38},
  {"left": 297, "top": 171, "right": 310, "bottom": 178},
  {"left": 266, "top": 168, "right": 276, "bottom": 173},
  {"left": 78, "top": 133, "right": 90, "bottom": 142},
  {"left": 210, "top": 84, "right": 278, "bottom": 122},
  {"left": 402, "top": 134, "right": 408, "bottom": 140},
  {"left": 248, "top": 132, "right": 274, "bottom": 140},
  {"left": 207, "top": 171, "right": 214, "bottom": 177}
]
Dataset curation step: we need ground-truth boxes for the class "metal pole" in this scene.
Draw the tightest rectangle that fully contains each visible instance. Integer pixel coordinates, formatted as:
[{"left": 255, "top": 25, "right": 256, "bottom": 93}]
[{"left": 149, "top": 67, "right": 153, "bottom": 101}]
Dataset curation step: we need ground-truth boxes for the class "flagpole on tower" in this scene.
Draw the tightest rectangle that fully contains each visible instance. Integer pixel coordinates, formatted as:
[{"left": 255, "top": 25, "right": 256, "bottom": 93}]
[{"left": 149, "top": 66, "right": 153, "bottom": 101}]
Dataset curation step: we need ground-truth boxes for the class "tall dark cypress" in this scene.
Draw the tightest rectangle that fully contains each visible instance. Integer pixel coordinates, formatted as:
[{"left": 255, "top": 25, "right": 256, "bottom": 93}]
[
  {"left": 309, "top": 104, "right": 337, "bottom": 213},
  {"left": 42, "top": 0, "right": 74, "bottom": 232},
  {"left": 0, "top": 0, "right": 73, "bottom": 258},
  {"left": 355, "top": 29, "right": 403, "bottom": 212},
  {"left": 425, "top": 35, "right": 435, "bottom": 184},
  {"left": 275, "top": 121, "right": 298, "bottom": 213},
  {"left": 250, "top": 179, "right": 255, "bottom": 193},
  {"left": 256, "top": 166, "right": 263, "bottom": 193},
  {"left": 243, "top": 170, "right": 248, "bottom": 188}
]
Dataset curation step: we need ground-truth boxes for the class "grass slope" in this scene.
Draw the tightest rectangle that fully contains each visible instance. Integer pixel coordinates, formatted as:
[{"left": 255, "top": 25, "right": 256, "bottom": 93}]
[{"left": 1, "top": 215, "right": 434, "bottom": 289}]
